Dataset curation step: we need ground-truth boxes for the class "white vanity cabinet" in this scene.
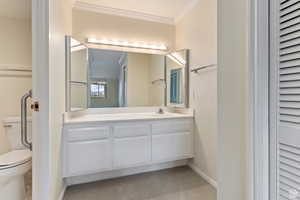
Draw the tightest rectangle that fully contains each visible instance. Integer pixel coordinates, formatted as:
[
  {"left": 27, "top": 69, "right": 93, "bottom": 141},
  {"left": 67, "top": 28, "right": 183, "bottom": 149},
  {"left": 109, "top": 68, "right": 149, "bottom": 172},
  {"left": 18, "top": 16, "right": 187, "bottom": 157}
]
[
  {"left": 64, "top": 126, "right": 112, "bottom": 176},
  {"left": 63, "top": 118, "right": 194, "bottom": 178},
  {"left": 152, "top": 119, "right": 193, "bottom": 162},
  {"left": 113, "top": 123, "right": 151, "bottom": 168}
]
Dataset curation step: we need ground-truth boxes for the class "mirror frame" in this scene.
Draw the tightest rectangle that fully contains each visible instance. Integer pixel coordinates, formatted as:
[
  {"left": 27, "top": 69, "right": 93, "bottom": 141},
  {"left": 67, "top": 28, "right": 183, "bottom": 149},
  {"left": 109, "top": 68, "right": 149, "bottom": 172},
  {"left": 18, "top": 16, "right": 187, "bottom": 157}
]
[
  {"left": 165, "top": 49, "right": 190, "bottom": 108},
  {"left": 65, "top": 36, "right": 89, "bottom": 112},
  {"left": 65, "top": 36, "right": 71, "bottom": 112}
]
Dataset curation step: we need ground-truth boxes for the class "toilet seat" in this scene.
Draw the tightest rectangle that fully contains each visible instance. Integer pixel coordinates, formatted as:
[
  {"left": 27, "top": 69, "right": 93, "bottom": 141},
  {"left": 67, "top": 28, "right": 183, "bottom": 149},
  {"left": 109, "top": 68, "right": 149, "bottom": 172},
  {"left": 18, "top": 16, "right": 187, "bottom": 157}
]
[{"left": 0, "top": 150, "right": 31, "bottom": 170}]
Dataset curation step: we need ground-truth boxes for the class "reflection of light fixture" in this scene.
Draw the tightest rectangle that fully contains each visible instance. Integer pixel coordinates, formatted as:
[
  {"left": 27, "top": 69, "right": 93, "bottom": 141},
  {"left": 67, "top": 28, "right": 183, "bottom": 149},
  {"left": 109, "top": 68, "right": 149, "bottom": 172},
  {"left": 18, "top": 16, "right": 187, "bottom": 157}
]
[
  {"left": 167, "top": 53, "right": 186, "bottom": 66},
  {"left": 71, "top": 38, "right": 86, "bottom": 52},
  {"left": 71, "top": 38, "right": 81, "bottom": 47},
  {"left": 87, "top": 38, "right": 168, "bottom": 51}
]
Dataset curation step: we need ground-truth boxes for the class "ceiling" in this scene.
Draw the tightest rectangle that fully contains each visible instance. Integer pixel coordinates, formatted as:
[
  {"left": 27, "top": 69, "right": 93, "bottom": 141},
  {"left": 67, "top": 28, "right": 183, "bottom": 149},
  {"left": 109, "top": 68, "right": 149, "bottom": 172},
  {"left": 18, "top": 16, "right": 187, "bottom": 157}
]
[
  {"left": 0, "top": 0, "right": 31, "bottom": 19},
  {"left": 74, "top": 0, "right": 196, "bottom": 23}
]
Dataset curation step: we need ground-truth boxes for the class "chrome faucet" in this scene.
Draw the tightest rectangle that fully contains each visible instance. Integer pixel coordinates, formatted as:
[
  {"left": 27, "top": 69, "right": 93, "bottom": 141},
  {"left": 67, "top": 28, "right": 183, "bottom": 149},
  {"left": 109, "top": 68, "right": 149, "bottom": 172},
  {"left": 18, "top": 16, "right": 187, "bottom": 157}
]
[{"left": 158, "top": 108, "right": 164, "bottom": 114}]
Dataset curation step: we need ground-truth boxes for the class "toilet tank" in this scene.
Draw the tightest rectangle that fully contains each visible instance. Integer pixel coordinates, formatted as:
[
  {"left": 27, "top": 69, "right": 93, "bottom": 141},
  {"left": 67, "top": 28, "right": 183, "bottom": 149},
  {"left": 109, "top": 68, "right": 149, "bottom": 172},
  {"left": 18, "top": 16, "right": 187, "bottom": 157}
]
[{"left": 3, "top": 117, "right": 32, "bottom": 150}]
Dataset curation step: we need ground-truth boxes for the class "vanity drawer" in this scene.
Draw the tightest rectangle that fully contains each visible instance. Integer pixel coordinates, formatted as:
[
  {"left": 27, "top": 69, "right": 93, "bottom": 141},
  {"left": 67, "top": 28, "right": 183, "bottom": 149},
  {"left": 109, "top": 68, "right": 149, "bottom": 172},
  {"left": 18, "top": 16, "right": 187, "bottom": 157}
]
[
  {"left": 152, "top": 119, "right": 193, "bottom": 135},
  {"left": 113, "top": 124, "right": 150, "bottom": 138},
  {"left": 67, "top": 127, "right": 110, "bottom": 142}
]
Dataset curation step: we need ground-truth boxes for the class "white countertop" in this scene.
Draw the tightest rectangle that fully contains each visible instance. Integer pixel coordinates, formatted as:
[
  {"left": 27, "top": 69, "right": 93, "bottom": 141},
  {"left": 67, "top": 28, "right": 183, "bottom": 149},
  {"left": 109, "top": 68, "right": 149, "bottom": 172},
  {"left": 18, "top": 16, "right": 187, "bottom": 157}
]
[{"left": 64, "top": 111, "right": 194, "bottom": 124}]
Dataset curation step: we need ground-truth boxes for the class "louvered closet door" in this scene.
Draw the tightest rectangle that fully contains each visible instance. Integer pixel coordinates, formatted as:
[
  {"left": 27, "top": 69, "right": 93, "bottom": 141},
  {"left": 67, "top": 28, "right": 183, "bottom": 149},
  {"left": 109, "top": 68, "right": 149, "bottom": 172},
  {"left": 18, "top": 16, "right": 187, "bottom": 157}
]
[{"left": 271, "top": 0, "right": 300, "bottom": 199}]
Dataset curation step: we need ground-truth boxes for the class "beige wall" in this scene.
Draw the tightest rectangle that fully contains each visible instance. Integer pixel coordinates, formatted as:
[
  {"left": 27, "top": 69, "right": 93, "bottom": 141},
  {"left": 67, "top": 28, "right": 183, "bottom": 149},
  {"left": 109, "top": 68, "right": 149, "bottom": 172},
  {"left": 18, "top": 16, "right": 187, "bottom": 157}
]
[
  {"left": 0, "top": 16, "right": 32, "bottom": 118},
  {"left": 0, "top": 16, "right": 32, "bottom": 155},
  {"left": 217, "top": 0, "right": 249, "bottom": 199},
  {"left": 0, "top": 16, "right": 32, "bottom": 66},
  {"left": 175, "top": 0, "right": 218, "bottom": 184},
  {"left": 71, "top": 49, "right": 88, "bottom": 82},
  {"left": 148, "top": 55, "right": 165, "bottom": 106},
  {"left": 127, "top": 53, "right": 150, "bottom": 106},
  {"left": 72, "top": 9, "right": 175, "bottom": 50},
  {"left": 70, "top": 48, "right": 88, "bottom": 109},
  {"left": 71, "top": 83, "right": 87, "bottom": 109}
]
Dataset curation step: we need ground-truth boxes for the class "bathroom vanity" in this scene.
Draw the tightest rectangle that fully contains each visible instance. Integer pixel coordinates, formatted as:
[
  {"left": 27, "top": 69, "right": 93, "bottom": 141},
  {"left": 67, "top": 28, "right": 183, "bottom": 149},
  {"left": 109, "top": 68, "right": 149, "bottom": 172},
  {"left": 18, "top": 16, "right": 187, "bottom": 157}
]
[
  {"left": 62, "top": 37, "right": 193, "bottom": 184},
  {"left": 62, "top": 109, "right": 194, "bottom": 178}
]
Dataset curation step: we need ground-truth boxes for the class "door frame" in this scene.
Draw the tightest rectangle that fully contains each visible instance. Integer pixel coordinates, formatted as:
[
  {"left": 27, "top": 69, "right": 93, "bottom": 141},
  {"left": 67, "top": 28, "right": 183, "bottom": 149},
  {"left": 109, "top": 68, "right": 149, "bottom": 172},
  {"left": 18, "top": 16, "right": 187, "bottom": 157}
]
[
  {"left": 31, "top": 0, "right": 271, "bottom": 199},
  {"left": 248, "top": 0, "right": 270, "bottom": 199},
  {"left": 32, "top": 0, "right": 51, "bottom": 199}
]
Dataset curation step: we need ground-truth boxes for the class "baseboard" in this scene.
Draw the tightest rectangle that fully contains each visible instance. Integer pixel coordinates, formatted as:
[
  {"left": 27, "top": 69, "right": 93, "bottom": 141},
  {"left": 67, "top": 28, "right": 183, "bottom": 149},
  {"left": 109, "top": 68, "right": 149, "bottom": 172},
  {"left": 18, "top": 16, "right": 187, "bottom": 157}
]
[
  {"left": 66, "top": 159, "right": 188, "bottom": 186},
  {"left": 188, "top": 162, "right": 218, "bottom": 189},
  {"left": 57, "top": 184, "right": 67, "bottom": 200}
]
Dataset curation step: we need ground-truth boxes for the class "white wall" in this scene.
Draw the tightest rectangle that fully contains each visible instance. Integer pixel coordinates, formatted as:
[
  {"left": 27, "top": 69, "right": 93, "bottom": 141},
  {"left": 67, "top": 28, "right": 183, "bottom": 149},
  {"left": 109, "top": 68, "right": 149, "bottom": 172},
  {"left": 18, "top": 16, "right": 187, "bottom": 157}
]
[
  {"left": 0, "top": 16, "right": 32, "bottom": 155},
  {"left": 72, "top": 8, "right": 175, "bottom": 50},
  {"left": 49, "top": 0, "right": 72, "bottom": 199},
  {"left": 217, "top": 0, "right": 249, "bottom": 199},
  {"left": 175, "top": 0, "right": 218, "bottom": 185}
]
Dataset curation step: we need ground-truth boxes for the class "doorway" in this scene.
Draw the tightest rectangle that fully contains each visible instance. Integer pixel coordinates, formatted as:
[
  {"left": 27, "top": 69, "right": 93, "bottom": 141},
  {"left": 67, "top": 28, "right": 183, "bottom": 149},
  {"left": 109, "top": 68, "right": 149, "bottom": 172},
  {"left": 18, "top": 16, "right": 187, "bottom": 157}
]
[{"left": 0, "top": 0, "right": 33, "bottom": 199}]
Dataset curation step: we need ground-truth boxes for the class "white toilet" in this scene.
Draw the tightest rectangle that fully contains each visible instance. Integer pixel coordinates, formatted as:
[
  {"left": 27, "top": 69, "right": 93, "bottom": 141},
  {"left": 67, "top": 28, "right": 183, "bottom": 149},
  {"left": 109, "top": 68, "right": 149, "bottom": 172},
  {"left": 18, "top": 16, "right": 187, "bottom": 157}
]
[{"left": 0, "top": 117, "right": 32, "bottom": 200}]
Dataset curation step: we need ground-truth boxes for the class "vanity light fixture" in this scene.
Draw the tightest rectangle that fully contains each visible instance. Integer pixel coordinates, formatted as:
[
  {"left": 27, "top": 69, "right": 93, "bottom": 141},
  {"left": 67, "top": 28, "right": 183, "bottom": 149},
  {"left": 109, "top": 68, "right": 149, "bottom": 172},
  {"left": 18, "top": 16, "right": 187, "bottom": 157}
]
[
  {"left": 167, "top": 53, "right": 186, "bottom": 66},
  {"left": 87, "top": 38, "right": 168, "bottom": 51},
  {"left": 71, "top": 45, "right": 86, "bottom": 52}
]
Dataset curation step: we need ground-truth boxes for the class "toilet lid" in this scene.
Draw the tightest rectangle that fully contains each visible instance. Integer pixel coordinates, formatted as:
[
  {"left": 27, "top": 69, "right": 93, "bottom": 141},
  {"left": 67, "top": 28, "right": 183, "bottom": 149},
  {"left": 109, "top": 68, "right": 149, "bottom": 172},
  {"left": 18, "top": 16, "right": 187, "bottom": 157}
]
[{"left": 0, "top": 150, "right": 31, "bottom": 168}]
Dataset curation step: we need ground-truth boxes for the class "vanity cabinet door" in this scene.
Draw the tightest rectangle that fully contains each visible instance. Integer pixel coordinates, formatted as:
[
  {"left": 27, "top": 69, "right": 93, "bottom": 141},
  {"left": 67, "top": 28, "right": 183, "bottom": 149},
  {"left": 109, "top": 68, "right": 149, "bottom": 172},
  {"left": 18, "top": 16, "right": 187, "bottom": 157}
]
[
  {"left": 152, "top": 132, "right": 193, "bottom": 162},
  {"left": 113, "top": 123, "right": 151, "bottom": 168},
  {"left": 113, "top": 136, "right": 151, "bottom": 168},
  {"left": 67, "top": 139, "right": 111, "bottom": 176},
  {"left": 151, "top": 119, "right": 194, "bottom": 162},
  {"left": 64, "top": 126, "right": 112, "bottom": 176}
]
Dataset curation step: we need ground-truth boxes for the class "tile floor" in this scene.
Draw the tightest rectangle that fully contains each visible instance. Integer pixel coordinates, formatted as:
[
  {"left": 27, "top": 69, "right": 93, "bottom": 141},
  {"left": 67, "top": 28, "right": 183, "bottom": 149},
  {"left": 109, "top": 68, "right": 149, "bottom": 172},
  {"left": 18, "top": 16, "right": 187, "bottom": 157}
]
[{"left": 64, "top": 166, "right": 217, "bottom": 200}]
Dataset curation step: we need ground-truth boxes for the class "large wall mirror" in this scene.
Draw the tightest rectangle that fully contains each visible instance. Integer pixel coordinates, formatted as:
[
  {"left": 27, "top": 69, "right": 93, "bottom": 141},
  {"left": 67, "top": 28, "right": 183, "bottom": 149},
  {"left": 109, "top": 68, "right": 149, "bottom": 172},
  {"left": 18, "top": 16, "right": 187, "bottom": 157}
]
[{"left": 65, "top": 36, "right": 189, "bottom": 111}]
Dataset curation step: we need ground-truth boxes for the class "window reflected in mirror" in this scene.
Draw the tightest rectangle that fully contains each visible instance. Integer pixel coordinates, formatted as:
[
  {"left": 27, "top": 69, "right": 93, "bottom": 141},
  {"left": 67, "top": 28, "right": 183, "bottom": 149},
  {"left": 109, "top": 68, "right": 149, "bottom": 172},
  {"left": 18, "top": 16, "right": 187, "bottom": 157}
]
[{"left": 90, "top": 81, "right": 107, "bottom": 98}]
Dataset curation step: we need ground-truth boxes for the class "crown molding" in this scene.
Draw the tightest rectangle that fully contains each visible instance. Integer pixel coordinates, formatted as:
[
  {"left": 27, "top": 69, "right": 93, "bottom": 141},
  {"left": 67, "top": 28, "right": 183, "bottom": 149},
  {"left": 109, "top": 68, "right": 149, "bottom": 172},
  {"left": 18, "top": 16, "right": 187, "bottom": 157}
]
[
  {"left": 73, "top": 1, "right": 175, "bottom": 25},
  {"left": 174, "top": 0, "right": 200, "bottom": 23}
]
